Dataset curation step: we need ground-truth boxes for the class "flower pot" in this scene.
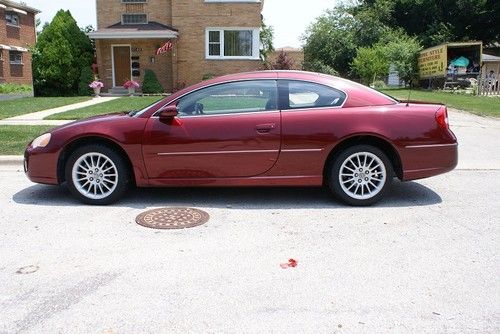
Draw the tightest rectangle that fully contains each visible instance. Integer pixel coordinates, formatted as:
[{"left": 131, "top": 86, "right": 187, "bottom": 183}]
[
  {"left": 93, "top": 87, "right": 101, "bottom": 97},
  {"left": 128, "top": 87, "right": 135, "bottom": 95}
]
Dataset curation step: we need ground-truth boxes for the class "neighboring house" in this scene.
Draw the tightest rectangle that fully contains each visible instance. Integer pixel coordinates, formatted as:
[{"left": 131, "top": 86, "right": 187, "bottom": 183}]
[
  {"left": 89, "top": 0, "right": 264, "bottom": 93},
  {"left": 0, "top": 0, "right": 39, "bottom": 85}
]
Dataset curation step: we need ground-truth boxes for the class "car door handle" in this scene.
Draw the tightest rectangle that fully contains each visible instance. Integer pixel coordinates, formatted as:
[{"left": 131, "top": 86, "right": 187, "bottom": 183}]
[{"left": 255, "top": 123, "right": 276, "bottom": 133}]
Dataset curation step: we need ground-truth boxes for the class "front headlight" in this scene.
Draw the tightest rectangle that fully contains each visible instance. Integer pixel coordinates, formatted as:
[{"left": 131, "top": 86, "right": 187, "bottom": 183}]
[{"left": 31, "top": 133, "right": 51, "bottom": 149}]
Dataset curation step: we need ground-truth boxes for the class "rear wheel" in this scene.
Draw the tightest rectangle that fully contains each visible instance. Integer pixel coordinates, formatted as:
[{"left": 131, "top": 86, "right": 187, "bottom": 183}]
[
  {"left": 65, "top": 144, "right": 129, "bottom": 205},
  {"left": 328, "top": 145, "right": 392, "bottom": 206}
]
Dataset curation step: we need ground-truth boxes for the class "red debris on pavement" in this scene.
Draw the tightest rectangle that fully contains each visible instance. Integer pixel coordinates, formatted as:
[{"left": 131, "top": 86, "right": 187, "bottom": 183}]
[{"left": 280, "top": 258, "right": 298, "bottom": 269}]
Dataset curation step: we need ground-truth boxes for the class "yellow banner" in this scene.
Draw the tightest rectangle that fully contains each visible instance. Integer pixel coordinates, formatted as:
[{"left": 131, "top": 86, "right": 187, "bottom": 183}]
[{"left": 418, "top": 45, "right": 447, "bottom": 79}]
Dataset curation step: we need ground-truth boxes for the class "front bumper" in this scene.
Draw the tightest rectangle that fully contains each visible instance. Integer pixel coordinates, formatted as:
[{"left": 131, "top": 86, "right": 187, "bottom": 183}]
[{"left": 24, "top": 146, "right": 59, "bottom": 185}]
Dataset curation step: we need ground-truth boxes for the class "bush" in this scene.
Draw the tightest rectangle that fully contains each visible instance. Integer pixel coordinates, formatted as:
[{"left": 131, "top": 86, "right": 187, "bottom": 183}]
[
  {"left": 0, "top": 83, "right": 33, "bottom": 94},
  {"left": 142, "top": 69, "right": 164, "bottom": 94},
  {"left": 78, "top": 66, "right": 94, "bottom": 96},
  {"left": 202, "top": 73, "right": 215, "bottom": 80},
  {"left": 303, "top": 60, "right": 338, "bottom": 76},
  {"left": 371, "top": 80, "right": 387, "bottom": 89},
  {"left": 269, "top": 51, "right": 295, "bottom": 70}
]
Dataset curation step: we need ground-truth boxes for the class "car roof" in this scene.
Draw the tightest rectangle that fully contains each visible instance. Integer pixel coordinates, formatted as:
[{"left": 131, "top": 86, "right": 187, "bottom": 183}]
[{"left": 150, "top": 70, "right": 397, "bottom": 115}]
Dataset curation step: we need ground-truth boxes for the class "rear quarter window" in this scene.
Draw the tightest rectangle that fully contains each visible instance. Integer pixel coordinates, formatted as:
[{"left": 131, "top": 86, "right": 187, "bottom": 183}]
[{"left": 281, "top": 80, "right": 346, "bottom": 110}]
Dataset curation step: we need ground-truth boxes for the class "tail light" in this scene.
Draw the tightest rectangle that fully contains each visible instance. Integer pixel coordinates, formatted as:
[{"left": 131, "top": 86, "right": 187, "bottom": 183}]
[{"left": 435, "top": 106, "right": 449, "bottom": 129}]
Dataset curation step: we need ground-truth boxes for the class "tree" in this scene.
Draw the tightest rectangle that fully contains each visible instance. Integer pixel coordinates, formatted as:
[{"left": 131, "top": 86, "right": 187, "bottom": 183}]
[
  {"left": 352, "top": 45, "right": 389, "bottom": 84},
  {"left": 302, "top": 8, "right": 358, "bottom": 76},
  {"left": 142, "top": 69, "right": 164, "bottom": 94},
  {"left": 33, "top": 10, "right": 94, "bottom": 96},
  {"left": 383, "top": 32, "right": 422, "bottom": 85},
  {"left": 260, "top": 19, "right": 274, "bottom": 61},
  {"left": 352, "top": 30, "right": 421, "bottom": 85},
  {"left": 357, "top": 0, "right": 500, "bottom": 47},
  {"left": 267, "top": 50, "right": 295, "bottom": 70}
]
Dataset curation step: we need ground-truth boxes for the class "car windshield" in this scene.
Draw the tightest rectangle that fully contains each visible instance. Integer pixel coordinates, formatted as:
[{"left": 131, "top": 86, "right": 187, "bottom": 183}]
[{"left": 132, "top": 99, "right": 166, "bottom": 117}]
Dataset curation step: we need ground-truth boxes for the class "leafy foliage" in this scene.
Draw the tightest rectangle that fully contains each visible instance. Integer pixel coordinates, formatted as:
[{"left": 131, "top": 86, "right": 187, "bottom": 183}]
[
  {"left": 303, "top": 0, "right": 496, "bottom": 77},
  {"left": 260, "top": 19, "right": 274, "bottom": 61},
  {"left": 352, "top": 45, "right": 389, "bottom": 84},
  {"left": 302, "top": 8, "right": 358, "bottom": 77},
  {"left": 33, "top": 10, "right": 94, "bottom": 96},
  {"left": 352, "top": 31, "right": 422, "bottom": 85},
  {"left": 268, "top": 51, "right": 295, "bottom": 70},
  {"left": 78, "top": 66, "right": 95, "bottom": 96},
  {"left": 142, "top": 70, "right": 164, "bottom": 94}
]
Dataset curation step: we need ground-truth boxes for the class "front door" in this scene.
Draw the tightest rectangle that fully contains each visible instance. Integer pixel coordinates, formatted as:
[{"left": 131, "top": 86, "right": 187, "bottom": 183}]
[
  {"left": 142, "top": 80, "right": 281, "bottom": 179},
  {"left": 113, "top": 46, "right": 131, "bottom": 87}
]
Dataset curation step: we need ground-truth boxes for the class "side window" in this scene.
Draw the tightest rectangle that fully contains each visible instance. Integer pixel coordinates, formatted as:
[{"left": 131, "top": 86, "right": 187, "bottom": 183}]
[
  {"left": 282, "top": 80, "right": 346, "bottom": 109},
  {"left": 177, "top": 80, "right": 278, "bottom": 116}
]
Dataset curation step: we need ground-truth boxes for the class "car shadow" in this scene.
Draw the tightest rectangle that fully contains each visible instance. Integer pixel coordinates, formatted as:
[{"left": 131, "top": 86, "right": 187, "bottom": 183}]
[{"left": 13, "top": 179, "right": 442, "bottom": 209}]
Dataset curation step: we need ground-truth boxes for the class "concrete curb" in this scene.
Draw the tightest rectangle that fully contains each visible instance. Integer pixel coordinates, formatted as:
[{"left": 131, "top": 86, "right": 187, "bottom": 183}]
[{"left": 0, "top": 156, "right": 24, "bottom": 166}]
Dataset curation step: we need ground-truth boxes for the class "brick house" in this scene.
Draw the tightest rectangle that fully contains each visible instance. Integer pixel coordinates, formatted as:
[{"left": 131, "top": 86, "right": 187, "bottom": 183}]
[
  {"left": 89, "top": 0, "right": 264, "bottom": 93},
  {"left": 0, "top": 0, "right": 39, "bottom": 85}
]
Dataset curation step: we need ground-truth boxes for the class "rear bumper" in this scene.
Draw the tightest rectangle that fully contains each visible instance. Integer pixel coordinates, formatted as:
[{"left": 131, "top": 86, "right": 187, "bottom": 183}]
[{"left": 401, "top": 143, "right": 458, "bottom": 181}]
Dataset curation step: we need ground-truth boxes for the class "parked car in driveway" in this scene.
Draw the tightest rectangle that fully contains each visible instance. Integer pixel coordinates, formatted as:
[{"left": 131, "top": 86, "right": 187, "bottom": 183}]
[{"left": 24, "top": 71, "right": 458, "bottom": 205}]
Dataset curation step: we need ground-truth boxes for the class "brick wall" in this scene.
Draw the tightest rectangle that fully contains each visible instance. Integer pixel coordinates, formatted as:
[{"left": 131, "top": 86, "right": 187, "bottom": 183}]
[
  {"left": 96, "top": 0, "right": 173, "bottom": 28},
  {"left": 0, "top": 7, "right": 37, "bottom": 85},
  {"left": 94, "top": 0, "right": 264, "bottom": 91},
  {"left": 172, "top": 0, "right": 263, "bottom": 86}
]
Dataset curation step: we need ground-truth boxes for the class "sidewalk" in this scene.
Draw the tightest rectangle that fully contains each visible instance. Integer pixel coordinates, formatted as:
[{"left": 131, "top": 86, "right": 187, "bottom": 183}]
[{"left": 0, "top": 96, "right": 119, "bottom": 126}]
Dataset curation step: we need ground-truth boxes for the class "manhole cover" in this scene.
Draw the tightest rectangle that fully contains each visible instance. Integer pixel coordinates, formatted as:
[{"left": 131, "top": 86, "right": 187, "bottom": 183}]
[{"left": 136, "top": 207, "right": 210, "bottom": 229}]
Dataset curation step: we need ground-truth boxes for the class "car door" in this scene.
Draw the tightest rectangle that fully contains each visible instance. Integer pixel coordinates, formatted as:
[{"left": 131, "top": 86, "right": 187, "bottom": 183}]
[{"left": 142, "top": 79, "right": 281, "bottom": 179}]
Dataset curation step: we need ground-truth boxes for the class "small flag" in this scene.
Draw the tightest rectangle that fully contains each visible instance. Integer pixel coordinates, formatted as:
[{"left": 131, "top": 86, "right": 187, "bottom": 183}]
[{"left": 156, "top": 41, "right": 173, "bottom": 55}]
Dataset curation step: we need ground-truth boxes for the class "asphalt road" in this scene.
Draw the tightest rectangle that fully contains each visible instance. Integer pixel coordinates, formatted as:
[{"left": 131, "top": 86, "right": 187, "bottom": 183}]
[{"left": 0, "top": 110, "right": 499, "bottom": 333}]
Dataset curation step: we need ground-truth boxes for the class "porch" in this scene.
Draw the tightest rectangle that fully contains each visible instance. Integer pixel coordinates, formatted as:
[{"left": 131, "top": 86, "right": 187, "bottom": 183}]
[{"left": 88, "top": 23, "right": 178, "bottom": 94}]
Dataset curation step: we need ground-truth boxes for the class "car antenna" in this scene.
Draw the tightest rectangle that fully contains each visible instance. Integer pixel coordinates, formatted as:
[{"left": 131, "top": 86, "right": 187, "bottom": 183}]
[{"left": 406, "top": 79, "right": 412, "bottom": 107}]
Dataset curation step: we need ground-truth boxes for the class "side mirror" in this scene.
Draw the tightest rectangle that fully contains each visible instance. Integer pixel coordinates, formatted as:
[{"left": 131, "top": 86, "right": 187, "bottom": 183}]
[{"left": 158, "top": 105, "right": 178, "bottom": 119}]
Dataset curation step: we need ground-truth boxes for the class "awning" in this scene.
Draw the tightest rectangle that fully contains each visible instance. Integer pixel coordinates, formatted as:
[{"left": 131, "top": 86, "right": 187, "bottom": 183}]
[
  {"left": 0, "top": 44, "right": 29, "bottom": 52},
  {"left": 88, "top": 21, "right": 178, "bottom": 40},
  {"left": 89, "top": 30, "right": 178, "bottom": 39}
]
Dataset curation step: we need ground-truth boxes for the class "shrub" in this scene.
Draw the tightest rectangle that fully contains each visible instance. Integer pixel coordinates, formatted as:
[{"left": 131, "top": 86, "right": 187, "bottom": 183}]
[
  {"left": 371, "top": 80, "right": 387, "bottom": 89},
  {"left": 202, "top": 73, "right": 215, "bottom": 80},
  {"left": 269, "top": 51, "right": 295, "bottom": 70},
  {"left": 78, "top": 66, "right": 95, "bottom": 96},
  {"left": 303, "top": 60, "right": 338, "bottom": 76},
  {"left": 0, "top": 83, "right": 33, "bottom": 94},
  {"left": 141, "top": 70, "right": 164, "bottom": 94}
]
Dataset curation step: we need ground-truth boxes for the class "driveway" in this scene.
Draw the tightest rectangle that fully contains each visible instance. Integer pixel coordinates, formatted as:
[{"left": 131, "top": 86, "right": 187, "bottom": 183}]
[{"left": 0, "top": 110, "right": 498, "bottom": 333}]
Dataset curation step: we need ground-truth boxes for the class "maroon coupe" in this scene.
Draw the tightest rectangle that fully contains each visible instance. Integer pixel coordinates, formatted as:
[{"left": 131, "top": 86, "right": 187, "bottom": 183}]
[{"left": 24, "top": 71, "right": 458, "bottom": 205}]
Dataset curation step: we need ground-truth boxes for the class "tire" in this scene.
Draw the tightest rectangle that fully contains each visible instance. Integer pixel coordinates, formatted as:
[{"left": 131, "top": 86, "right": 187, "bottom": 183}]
[
  {"left": 328, "top": 145, "right": 393, "bottom": 206},
  {"left": 65, "top": 144, "right": 130, "bottom": 205}
]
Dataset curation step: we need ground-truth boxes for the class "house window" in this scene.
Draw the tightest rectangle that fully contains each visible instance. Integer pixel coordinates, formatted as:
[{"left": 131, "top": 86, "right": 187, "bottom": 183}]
[
  {"left": 6, "top": 12, "right": 20, "bottom": 26},
  {"left": 206, "top": 28, "right": 259, "bottom": 60},
  {"left": 122, "top": 14, "right": 148, "bottom": 24},
  {"left": 9, "top": 51, "right": 23, "bottom": 65}
]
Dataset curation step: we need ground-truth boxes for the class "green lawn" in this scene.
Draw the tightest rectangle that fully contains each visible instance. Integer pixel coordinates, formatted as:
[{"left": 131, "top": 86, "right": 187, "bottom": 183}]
[
  {"left": 46, "top": 96, "right": 162, "bottom": 120},
  {"left": 380, "top": 89, "right": 500, "bottom": 117},
  {"left": 0, "top": 97, "right": 92, "bottom": 120},
  {"left": 0, "top": 125, "right": 56, "bottom": 155}
]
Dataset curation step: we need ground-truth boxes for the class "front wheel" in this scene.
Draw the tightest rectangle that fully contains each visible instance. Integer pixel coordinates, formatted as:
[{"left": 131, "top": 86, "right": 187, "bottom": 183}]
[
  {"left": 328, "top": 145, "right": 393, "bottom": 206},
  {"left": 65, "top": 144, "right": 130, "bottom": 205}
]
